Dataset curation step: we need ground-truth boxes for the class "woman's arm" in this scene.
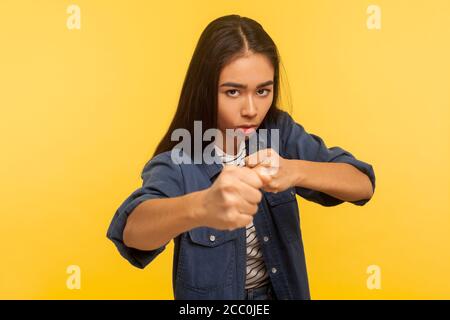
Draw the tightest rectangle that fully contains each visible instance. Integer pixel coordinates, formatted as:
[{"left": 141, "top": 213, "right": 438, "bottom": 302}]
[
  {"left": 123, "top": 191, "right": 205, "bottom": 251},
  {"left": 291, "top": 159, "right": 374, "bottom": 202},
  {"left": 246, "top": 149, "right": 374, "bottom": 203},
  {"left": 261, "top": 111, "right": 376, "bottom": 205},
  {"left": 123, "top": 165, "right": 267, "bottom": 251}
]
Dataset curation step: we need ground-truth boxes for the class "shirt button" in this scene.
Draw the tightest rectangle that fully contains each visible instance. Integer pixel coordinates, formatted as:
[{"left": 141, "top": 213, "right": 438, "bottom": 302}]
[
  {"left": 290, "top": 190, "right": 295, "bottom": 196},
  {"left": 209, "top": 235, "right": 216, "bottom": 242},
  {"left": 271, "top": 267, "right": 277, "bottom": 274},
  {"left": 263, "top": 236, "right": 269, "bottom": 242}
]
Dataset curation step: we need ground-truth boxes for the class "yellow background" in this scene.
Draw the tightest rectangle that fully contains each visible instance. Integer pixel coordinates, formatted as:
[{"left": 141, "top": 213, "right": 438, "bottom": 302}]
[{"left": 1, "top": 0, "right": 449, "bottom": 299}]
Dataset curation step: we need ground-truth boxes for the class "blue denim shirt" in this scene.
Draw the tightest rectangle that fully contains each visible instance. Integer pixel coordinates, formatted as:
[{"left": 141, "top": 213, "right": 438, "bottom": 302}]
[{"left": 106, "top": 111, "right": 376, "bottom": 300}]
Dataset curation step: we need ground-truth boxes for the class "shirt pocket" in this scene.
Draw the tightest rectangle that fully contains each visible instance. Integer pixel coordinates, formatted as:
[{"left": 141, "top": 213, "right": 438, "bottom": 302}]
[
  {"left": 264, "top": 187, "right": 297, "bottom": 206},
  {"left": 176, "top": 227, "right": 239, "bottom": 291},
  {"left": 264, "top": 187, "right": 301, "bottom": 243},
  {"left": 188, "top": 227, "right": 239, "bottom": 247}
]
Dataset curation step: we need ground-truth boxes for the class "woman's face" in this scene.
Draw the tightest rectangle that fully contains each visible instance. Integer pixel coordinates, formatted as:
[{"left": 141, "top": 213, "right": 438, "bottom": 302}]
[{"left": 217, "top": 52, "right": 274, "bottom": 154}]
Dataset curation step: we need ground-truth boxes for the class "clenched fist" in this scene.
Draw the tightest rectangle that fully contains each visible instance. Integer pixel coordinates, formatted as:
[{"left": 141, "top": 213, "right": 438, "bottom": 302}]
[
  {"left": 196, "top": 165, "right": 271, "bottom": 231},
  {"left": 245, "top": 148, "right": 298, "bottom": 193}
]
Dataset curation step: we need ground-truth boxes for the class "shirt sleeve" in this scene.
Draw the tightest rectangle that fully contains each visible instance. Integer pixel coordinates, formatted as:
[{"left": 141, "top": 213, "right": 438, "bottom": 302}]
[
  {"left": 106, "top": 151, "right": 185, "bottom": 269},
  {"left": 278, "top": 111, "right": 376, "bottom": 207}
]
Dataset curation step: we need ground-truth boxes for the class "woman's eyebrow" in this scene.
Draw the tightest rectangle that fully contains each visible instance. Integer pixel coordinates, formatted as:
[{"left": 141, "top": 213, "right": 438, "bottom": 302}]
[{"left": 219, "top": 80, "right": 274, "bottom": 89}]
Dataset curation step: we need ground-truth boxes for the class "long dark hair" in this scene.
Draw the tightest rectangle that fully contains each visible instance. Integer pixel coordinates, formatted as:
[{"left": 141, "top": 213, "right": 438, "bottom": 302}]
[{"left": 153, "top": 14, "right": 284, "bottom": 158}]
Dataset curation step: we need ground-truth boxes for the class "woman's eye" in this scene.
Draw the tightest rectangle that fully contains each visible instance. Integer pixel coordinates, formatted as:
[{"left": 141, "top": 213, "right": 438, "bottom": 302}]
[
  {"left": 257, "top": 89, "right": 271, "bottom": 96},
  {"left": 226, "top": 89, "right": 240, "bottom": 97}
]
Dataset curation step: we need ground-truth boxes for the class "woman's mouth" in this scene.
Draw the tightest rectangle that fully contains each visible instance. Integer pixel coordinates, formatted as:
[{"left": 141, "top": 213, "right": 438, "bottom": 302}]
[{"left": 236, "top": 126, "right": 257, "bottom": 135}]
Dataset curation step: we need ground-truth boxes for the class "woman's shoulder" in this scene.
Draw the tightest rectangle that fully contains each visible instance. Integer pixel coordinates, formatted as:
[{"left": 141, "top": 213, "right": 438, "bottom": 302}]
[
  {"left": 143, "top": 150, "right": 173, "bottom": 167},
  {"left": 262, "top": 109, "right": 307, "bottom": 143},
  {"left": 141, "top": 148, "right": 196, "bottom": 175},
  {"left": 140, "top": 150, "right": 181, "bottom": 177},
  {"left": 263, "top": 109, "right": 297, "bottom": 130}
]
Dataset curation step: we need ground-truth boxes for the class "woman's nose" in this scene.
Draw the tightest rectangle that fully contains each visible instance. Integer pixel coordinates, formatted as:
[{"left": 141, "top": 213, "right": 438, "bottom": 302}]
[{"left": 241, "top": 95, "right": 257, "bottom": 117}]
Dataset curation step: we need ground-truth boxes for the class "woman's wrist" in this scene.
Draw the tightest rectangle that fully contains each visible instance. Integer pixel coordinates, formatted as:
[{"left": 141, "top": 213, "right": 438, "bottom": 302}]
[
  {"left": 185, "top": 189, "right": 208, "bottom": 229},
  {"left": 288, "top": 159, "right": 307, "bottom": 188}
]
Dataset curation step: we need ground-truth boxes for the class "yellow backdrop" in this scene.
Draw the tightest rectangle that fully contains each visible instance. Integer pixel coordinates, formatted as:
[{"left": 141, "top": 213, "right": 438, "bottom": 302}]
[{"left": 1, "top": 0, "right": 449, "bottom": 299}]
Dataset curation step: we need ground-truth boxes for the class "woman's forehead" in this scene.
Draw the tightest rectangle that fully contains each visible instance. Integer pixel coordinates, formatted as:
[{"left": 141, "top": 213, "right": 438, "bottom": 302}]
[{"left": 219, "top": 53, "right": 274, "bottom": 86}]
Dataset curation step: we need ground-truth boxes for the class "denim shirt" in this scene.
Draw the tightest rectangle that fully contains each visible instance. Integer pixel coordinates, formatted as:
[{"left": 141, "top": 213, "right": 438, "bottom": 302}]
[{"left": 106, "top": 111, "right": 376, "bottom": 300}]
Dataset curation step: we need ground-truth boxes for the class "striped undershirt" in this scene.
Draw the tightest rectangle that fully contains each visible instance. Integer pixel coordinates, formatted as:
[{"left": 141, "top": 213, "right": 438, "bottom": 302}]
[{"left": 214, "top": 142, "right": 270, "bottom": 289}]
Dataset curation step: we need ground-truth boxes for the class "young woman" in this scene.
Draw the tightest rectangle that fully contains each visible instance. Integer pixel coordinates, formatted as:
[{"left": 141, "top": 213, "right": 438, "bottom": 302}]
[{"left": 107, "top": 15, "right": 376, "bottom": 300}]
